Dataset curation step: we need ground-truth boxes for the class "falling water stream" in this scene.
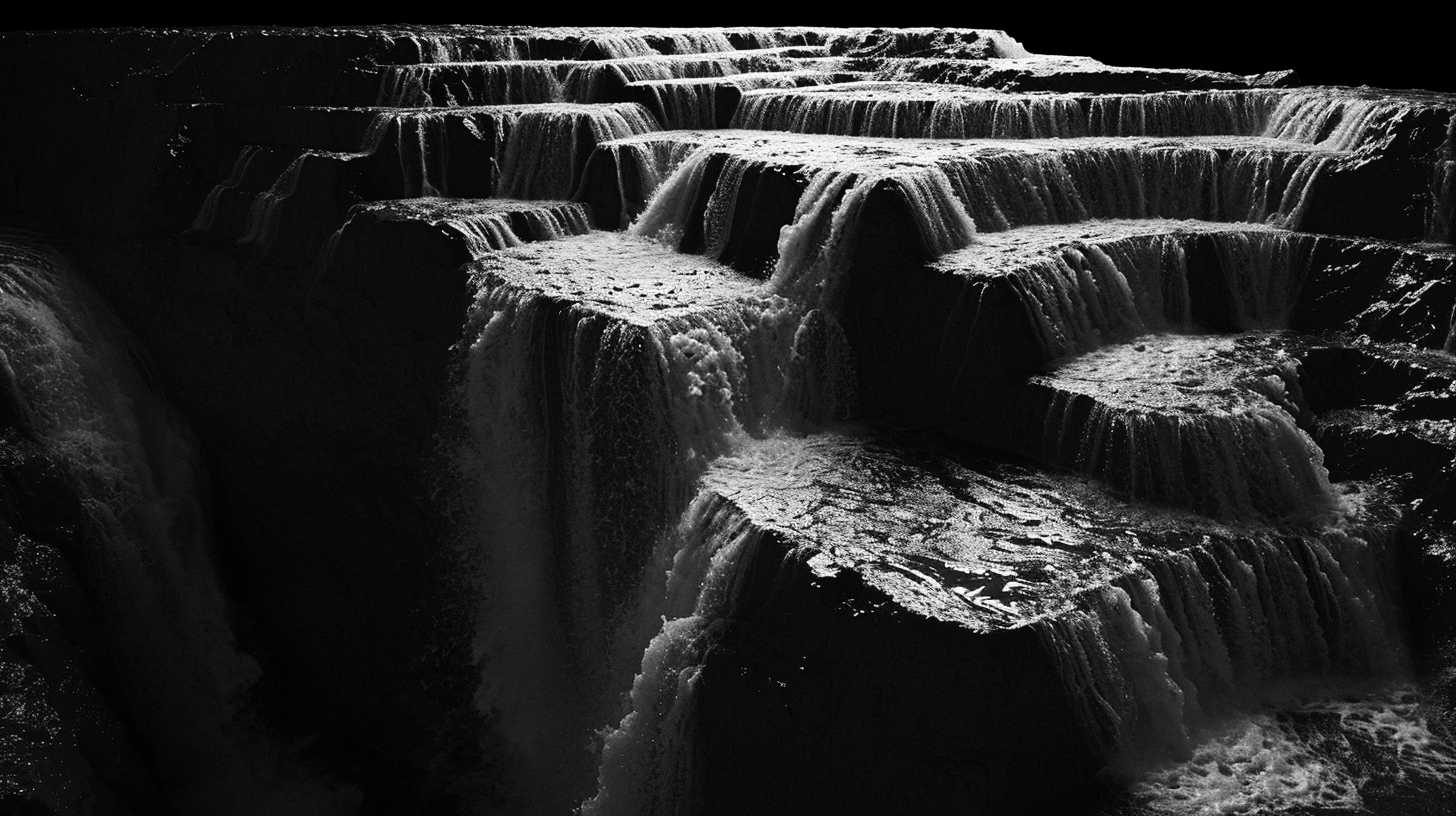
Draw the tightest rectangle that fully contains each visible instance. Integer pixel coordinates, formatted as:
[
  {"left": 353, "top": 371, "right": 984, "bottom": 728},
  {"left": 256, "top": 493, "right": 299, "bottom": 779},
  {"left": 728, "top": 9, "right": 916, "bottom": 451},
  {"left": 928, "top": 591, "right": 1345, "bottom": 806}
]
[{"left": 8, "top": 24, "right": 1456, "bottom": 816}]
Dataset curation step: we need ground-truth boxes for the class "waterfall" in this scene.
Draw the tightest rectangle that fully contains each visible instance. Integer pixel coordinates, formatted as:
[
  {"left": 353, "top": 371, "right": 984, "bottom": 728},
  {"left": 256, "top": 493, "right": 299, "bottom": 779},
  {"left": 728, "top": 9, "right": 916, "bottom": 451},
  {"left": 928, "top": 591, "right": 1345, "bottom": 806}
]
[
  {"left": 1212, "top": 230, "right": 1308, "bottom": 327},
  {"left": 631, "top": 149, "right": 975, "bottom": 305},
  {"left": 16, "top": 22, "right": 1456, "bottom": 816},
  {"left": 992, "top": 227, "right": 1309, "bottom": 360},
  {"left": 1263, "top": 88, "right": 1409, "bottom": 151},
  {"left": 732, "top": 85, "right": 1282, "bottom": 140},
  {"left": 363, "top": 103, "right": 657, "bottom": 200},
  {"left": 1023, "top": 282, "right": 1340, "bottom": 522},
  {"left": 560, "top": 49, "right": 835, "bottom": 103},
  {"left": 1041, "top": 512, "right": 1406, "bottom": 777},
  {"left": 636, "top": 79, "right": 731, "bottom": 130},
  {"left": 611, "top": 30, "right": 736, "bottom": 58},
  {"left": 443, "top": 201, "right": 590, "bottom": 253},
  {"left": 604, "top": 132, "right": 1331, "bottom": 243},
  {"left": 1010, "top": 237, "right": 1193, "bottom": 357},
  {"left": 456, "top": 235, "right": 821, "bottom": 809},
  {"left": 634, "top": 72, "right": 838, "bottom": 130},
  {"left": 935, "top": 141, "right": 1329, "bottom": 230},
  {"left": 190, "top": 144, "right": 266, "bottom": 234},
  {"left": 1432, "top": 115, "right": 1455, "bottom": 243},
  {"left": 1086, "top": 90, "right": 1280, "bottom": 138},
  {"left": 237, "top": 151, "right": 350, "bottom": 250},
  {"left": 0, "top": 240, "right": 348, "bottom": 814},
  {"left": 377, "top": 60, "right": 574, "bottom": 107},
  {"left": 364, "top": 110, "right": 464, "bottom": 197},
  {"left": 580, "top": 492, "right": 764, "bottom": 816},
  {"left": 563, "top": 55, "right": 739, "bottom": 103},
  {"left": 496, "top": 103, "right": 659, "bottom": 199},
  {"left": 204, "top": 103, "right": 653, "bottom": 252},
  {"left": 1038, "top": 350, "right": 1341, "bottom": 522},
  {"left": 445, "top": 205, "right": 580, "bottom": 252},
  {"left": 329, "top": 199, "right": 591, "bottom": 263},
  {"left": 585, "top": 136, "right": 705, "bottom": 227}
]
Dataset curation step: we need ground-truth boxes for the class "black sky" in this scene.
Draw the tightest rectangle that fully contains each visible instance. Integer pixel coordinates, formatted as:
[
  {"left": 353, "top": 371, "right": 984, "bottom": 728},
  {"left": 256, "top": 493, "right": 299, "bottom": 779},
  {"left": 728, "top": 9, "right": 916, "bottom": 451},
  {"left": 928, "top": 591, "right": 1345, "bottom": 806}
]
[{"left": 5, "top": 16, "right": 1451, "bottom": 93}]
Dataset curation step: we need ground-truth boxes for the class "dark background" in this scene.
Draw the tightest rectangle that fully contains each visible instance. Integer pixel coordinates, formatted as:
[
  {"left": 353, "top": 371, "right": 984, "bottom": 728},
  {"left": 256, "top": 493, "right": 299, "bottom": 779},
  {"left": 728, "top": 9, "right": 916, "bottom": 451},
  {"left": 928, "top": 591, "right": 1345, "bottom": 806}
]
[
  {"left": 4, "top": 15, "right": 1451, "bottom": 93},
  {"left": 1009, "top": 13, "right": 1451, "bottom": 93}
]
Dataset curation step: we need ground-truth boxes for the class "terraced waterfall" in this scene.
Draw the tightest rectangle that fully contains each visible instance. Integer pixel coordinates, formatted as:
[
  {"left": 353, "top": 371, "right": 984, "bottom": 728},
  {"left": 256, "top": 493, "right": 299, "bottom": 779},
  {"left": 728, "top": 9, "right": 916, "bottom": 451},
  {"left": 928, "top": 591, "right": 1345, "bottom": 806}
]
[{"left": 3, "top": 24, "right": 1456, "bottom": 816}]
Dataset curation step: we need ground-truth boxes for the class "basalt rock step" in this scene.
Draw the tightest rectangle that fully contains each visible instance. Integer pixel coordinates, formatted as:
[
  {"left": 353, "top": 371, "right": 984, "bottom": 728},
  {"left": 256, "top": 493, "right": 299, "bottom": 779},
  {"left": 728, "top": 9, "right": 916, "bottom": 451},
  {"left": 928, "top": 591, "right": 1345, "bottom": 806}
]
[
  {"left": 1295, "top": 239, "right": 1456, "bottom": 346},
  {"left": 5, "top": 22, "right": 1456, "bottom": 816},
  {"left": 326, "top": 198, "right": 590, "bottom": 269},
  {"left": 730, "top": 83, "right": 1456, "bottom": 150},
  {"left": 379, "top": 48, "right": 840, "bottom": 108},
  {"left": 462, "top": 228, "right": 778, "bottom": 612},
  {"left": 844, "top": 220, "right": 1456, "bottom": 463},
  {"left": 1300, "top": 343, "right": 1456, "bottom": 483},
  {"left": 731, "top": 83, "right": 1287, "bottom": 139},
  {"left": 872, "top": 54, "right": 1288, "bottom": 94},
  {"left": 583, "top": 129, "right": 1330, "bottom": 247},
  {"left": 187, "top": 103, "right": 652, "bottom": 262},
  {"left": 688, "top": 432, "right": 1403, "bottom": 815},
  {"left": 623, "top": 71, "right": 853, "bottom": 130}
]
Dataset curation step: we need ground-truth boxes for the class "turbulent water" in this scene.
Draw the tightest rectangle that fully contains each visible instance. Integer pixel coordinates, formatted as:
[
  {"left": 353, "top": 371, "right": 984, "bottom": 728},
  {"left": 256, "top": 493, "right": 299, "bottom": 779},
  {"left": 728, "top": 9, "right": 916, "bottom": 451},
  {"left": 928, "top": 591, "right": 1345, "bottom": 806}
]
[
  {"left": 730, "top": 84, "right": 1426, "bottom": 150},
  {"left": 499, "top": 77, "right": 1455, "bottom": 816},
  {"left": 455, "top": 234, "right": 825, "bottom": 811},
  {"left": 19, "top": 23, "right": 1456, "bottom": 816},
  {"left": 0, "top": 240, "right": 351, "bottom": 815},
  {"left": 363, "top": 103, "right": 658, "bottom": 200},
  {"left": 191, "top": 103, "right": 657, "bottom": 251}
]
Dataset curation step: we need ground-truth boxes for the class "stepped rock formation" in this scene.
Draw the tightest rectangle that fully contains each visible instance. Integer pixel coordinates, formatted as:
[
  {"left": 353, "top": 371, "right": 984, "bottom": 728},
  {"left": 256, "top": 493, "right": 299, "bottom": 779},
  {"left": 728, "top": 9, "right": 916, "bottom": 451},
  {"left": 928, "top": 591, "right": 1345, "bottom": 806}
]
[{"left": 2, "top": 23, "right": 1456, "bottom": 816}]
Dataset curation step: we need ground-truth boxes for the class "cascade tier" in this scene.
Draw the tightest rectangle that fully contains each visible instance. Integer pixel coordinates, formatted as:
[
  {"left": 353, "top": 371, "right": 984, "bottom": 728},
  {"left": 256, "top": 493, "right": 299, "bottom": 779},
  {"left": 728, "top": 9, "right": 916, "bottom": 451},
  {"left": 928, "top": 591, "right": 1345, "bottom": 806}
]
[{"left": 2, "top": 24, "right": 1455, "bottom": 816}]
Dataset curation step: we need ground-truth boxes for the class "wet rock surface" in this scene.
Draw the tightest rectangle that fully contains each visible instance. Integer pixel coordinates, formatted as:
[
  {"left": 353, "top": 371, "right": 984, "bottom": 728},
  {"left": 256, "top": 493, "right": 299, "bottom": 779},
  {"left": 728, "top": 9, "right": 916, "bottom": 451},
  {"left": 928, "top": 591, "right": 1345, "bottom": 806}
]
[{"left": 2, "top": 22, "right": 1456, "bottom": 816}]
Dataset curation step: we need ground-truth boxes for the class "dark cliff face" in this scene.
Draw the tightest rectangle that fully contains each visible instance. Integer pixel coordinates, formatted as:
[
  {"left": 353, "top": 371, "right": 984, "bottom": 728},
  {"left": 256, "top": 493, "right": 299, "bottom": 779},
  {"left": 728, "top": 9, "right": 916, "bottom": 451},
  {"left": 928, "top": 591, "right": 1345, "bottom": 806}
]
[{"left": 2, "top": 23, "right": 1456, "bottom": 816}]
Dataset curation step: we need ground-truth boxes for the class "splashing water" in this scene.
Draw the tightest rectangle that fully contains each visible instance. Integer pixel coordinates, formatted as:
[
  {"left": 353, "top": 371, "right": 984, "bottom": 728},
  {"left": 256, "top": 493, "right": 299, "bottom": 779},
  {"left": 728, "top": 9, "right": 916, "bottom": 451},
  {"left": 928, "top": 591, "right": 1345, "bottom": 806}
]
[
  {"left": 0, "top": 240, "right": 354, "bottom": 815},
  {"left": 455, "top": 234, "right": 823, "bottom": 810}
]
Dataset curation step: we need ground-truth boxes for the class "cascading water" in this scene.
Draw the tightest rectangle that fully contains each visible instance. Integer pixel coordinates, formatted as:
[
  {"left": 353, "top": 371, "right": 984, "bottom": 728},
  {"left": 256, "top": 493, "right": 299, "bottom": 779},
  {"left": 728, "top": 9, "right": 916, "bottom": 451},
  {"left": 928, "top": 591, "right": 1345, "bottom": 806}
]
[
  {"left": 1036, "top": 335, "right": 1341, "bottom": 521},
  {"left": 1433, "top": 115, "right": 1455, "bottom": 243},
  {"left": 1040, "top": 509, "right": 1407, "bottom": 759},
  {"left": 364, "top": 103, "right": 658, "bottom": 200},
  {"left": 561, "top": 49, "right": 827, "bottom": 104},
  {"left": 630, "top": 147, "right": 976, "bottom": 303},
  {"left": 595, "top": 130, "right": 1333, "bottom": 240},
  {"left": 732, "top": 85, "right": 1283, "bottom": 140},
  {"left": 317, "top": 29, "right": 1456, "bottom": 815},
  {"left": 496, "top": 103, "right": 659, "bottom": 199},
  {"left": 578, "top": 491, "right": 763, "bottom": 816},
  {"left": 454, "top": 122, "right": 986, "bottom": 809},
  {"left": 556, "top": 86, "right": 1450, "bottom": 809},
  {"left": 194, "top": 103, "right": 656, "bottom": 255},
  {"left": 983, "top": 224, "right": 1309, "bottom": 359},
  {"left": 0, "top": 240, "right": 350, "bottom": 815},
  {"left": 929, "top": 225, "right": 1331, "bottom": 520},
  {"left": 1263, "top": 88, "right": 1414, "bottom": 152},
  {"left": 378, "top": 60, "right": 575, "bottom": 107},
  {"left": 9, "top": 22, "right": 1456, "bottom": 816},
  {"left": 455, "top": 233, "right": 816, "bottom": 811}
]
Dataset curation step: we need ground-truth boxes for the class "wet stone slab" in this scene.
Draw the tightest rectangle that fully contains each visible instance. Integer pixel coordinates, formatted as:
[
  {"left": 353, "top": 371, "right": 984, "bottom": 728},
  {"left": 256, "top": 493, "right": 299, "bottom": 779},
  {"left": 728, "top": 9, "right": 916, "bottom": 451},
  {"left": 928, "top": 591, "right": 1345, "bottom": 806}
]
[
  {"left": 700, "top": 430, "right": 1385, "bottom": 631},
  {"left": 468, "top": 231, "right": 773, "bottom": 324}
]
